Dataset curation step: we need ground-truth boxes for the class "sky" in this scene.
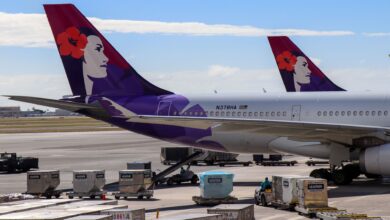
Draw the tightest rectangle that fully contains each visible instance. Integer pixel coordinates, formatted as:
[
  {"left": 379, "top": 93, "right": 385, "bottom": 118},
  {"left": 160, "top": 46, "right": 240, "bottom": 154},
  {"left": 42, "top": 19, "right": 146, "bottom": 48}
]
[{"left": 1, "top": 0, "right": 390, "bottom": 110}]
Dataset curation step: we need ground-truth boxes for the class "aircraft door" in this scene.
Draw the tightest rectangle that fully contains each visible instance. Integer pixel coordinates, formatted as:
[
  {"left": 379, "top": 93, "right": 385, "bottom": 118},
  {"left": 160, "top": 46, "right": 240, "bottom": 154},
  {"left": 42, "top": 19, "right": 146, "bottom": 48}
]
[
  {"left": 157, "top": 101, "right": 172, "bottom": 116},
  {"left": 291, "top": 105, "right": 301, "bottom": 121}
]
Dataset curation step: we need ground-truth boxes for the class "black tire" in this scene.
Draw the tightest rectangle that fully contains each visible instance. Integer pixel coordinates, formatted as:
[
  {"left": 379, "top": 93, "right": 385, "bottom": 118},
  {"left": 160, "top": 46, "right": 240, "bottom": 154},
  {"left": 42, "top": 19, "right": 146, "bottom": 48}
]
[
  {"left": 255, "top": 197, "right": 260, "bottom": 206},
  {"left": 137, "top": 195, "right": 143, "bottom": 200},
  {"left": 260, "top": 195, "right": 268, "bottom": 207},
  {"left": 90, "top": 195, "right": 96, "bottom": 199},
  {"left": 332, "top": 169, "right": 352, "bottom": 185},
  {"left": 146, "top": 196, "right": 151, "bottom": 199},
  {"left": 124, "top": 196, "right": 128, "bottom": 199},
  {"left": 68, "top": 195, "right": 74, "bottom": 199},
  {"left": 310, "top": 168, "right": 331, "bottom": 180},
  {"left": 115, "top": 195, "right": 120, "bottom": 200},
  {"left": 55, "top": 194, "right": 60, "bottom": 199},
  {"left": 244, "top": 163, "right": 249, "bottom": 167},
  {"left": 78, "top": 196, "right": 83, "bottom": 199},
  {"left": 343, "top": 164, "right": 361, "bottom": 179},
  {"left": 45, "top": 195, "right": 52, "bottom": 199}
]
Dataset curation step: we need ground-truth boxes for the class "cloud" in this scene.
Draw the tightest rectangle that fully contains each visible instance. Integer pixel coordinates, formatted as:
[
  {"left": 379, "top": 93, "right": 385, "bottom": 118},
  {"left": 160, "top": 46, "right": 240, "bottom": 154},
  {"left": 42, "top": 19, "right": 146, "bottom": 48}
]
[
  {"left": 207, "top": 65, "right": 240, "bottom": 77},
  {"left": 309, "top": 57, "right": 321, "bottom": 66},
  {"left": 363, "top": 32, "right": 390, "bottom": 37},
  {"left": 0, "top": 11, "right": 354, "bottom": 48}
]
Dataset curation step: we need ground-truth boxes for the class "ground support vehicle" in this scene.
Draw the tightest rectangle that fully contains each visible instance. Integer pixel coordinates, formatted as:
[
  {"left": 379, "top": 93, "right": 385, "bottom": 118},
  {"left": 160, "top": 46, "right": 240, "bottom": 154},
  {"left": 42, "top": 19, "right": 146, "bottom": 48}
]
[
  {"left": 192, "top": 195, "right": 237, "bottom": 206},
  {"left": 260, "top": 160, "right": 297, "bottom": 166},
  {"left": 218, "top": 161, "right": 252, "bottom": 167},
  {"left": 113, "top": 189, "right": 154, "bottom": 200},
  {"left": 165, "top": 166, "right": 199, "bottom": 185},
  {"left": 66, "top": 191, "right": 105, "bottom": 199},
  {"left": 305, "top": 160, "right": 330, "bottom": 166},
  {"left": 0, "top": 152, "right": 38, "bottom": 173}
]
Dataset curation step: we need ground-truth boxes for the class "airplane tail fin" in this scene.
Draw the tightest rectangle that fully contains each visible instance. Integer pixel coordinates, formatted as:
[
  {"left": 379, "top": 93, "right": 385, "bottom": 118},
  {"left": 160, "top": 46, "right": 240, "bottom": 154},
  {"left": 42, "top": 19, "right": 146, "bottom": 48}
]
[
  {"left": 44, "top": 4, "right": 172, "bottom": 101},
  {"left": 268, "top": 36, "right": 345, "bottom": 92}
]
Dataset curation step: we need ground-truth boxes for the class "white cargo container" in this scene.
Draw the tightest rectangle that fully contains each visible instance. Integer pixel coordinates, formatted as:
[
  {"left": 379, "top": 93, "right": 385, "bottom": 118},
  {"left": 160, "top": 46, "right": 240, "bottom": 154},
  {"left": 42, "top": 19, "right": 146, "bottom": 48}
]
[
  {"left": 158, "top": 213, "right": 223, "bottom": 220},
  {"left": 67, "top": 170, "right": 105, "bottom": 199},
  {"left": 27, "top": 170, "right": 61, "bottom": 198},
  {"left": 272, "top": 175, "right": 310, "bottom": 205},
  {"left": 101, "top": 208, "right": 145, "bottom": 220},
  {"left": 114, "top": 170, "right": 153, "bottom": 199},
  {"left": 207, "top": 204, "right": 254, "bottom": 220},
  {"left": 297, "top": 178, "right": 328, "bottom": 208},
  {"left": 198, "top": 171, "right": 234, "bottom": 199}
]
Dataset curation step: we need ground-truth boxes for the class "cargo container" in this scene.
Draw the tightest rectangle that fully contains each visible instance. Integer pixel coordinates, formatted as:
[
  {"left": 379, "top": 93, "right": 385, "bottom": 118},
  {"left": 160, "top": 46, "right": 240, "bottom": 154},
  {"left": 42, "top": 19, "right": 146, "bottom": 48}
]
[
  {"left": 126, "top": 162, "right": 151, "bottom": 170},
  {"left": 297, "top": 178, "right": 328, "bottom": 208},
  {"left": 161, "top": 147, "right": 191, "bottom": 165},
  {"left": 158, "top": 213, "right": 223, "bottom": 220},
  {"left": 65, "top": 215, "right": 113, "bottom": 220},
  {"left": 114, "top": 170, "right": 153, "bottom": 200},
  {"left": 207, "top": 204, "right": 254, "bottom": 220},
  {"left": 26, "top": 170, "right": 61, "bottom": 198},
  {"left": 272, "top": 175, "right": 308, "bottom": 206},
  {"left": 101, "top": 208, "right": 145, "bottom": 220},
  {"left": 198, "top": 171, "right": 234, "bottom": 199},
  {"left": 67, "top": 170, "right": 105, "bottom": 199}
]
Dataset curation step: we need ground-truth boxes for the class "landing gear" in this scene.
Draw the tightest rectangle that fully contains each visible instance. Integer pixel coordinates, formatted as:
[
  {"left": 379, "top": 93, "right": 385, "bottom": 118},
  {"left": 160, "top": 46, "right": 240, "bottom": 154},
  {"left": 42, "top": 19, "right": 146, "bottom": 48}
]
[{"left": 310, "top": 163, "right": 361, "bottom": 185}]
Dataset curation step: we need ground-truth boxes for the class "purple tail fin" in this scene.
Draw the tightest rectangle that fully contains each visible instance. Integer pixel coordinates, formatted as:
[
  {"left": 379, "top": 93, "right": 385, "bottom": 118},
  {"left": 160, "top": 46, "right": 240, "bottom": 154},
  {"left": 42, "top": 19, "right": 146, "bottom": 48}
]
[
  {"left": 44, "top": 4, "right": 172, "bottom": 101},
  {"left": 268, "top": 36, "right": 345, "bottom": 92}
]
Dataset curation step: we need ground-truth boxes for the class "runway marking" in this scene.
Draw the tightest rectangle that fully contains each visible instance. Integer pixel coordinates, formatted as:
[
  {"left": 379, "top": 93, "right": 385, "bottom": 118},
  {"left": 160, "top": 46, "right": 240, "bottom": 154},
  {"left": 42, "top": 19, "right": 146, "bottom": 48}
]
[{"left": 260, "top": 214, "right": 292, "bottom": 220}]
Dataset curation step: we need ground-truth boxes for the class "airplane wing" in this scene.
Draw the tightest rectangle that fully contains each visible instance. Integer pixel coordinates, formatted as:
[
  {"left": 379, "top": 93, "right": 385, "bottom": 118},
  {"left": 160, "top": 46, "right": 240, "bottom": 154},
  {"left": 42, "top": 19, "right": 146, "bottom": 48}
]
[{"left": 123, "top": 114, "right": 389, "bottom": 145}]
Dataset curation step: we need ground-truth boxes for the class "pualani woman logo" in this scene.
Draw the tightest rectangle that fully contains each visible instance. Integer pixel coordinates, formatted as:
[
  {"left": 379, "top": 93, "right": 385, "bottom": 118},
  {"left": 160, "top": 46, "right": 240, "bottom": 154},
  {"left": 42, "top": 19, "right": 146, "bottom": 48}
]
[
  {"left": 56, "top": 26, "right": 109, "bottom": 103},
  {"left": 276, "top": 51, "right": 312, "bottom": 92}
]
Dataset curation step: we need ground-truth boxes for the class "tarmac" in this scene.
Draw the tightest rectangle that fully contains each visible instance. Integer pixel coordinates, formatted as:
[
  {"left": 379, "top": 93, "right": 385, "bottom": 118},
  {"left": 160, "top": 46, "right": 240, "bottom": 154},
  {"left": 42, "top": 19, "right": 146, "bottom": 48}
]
[{"left": 0, "top": 131, "right": 390, "bottom": 219}]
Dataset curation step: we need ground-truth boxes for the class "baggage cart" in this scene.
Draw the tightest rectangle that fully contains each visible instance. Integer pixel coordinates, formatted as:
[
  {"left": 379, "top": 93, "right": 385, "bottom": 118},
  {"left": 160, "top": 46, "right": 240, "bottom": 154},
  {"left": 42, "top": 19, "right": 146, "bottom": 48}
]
[
  {"left": 192, "top": 195, "right": 238, "bottom": 206},
  {"left": 207, "top": 204, "right": 254, "bottom": 220},
  {"left": 113, "top": 169, "right": 154, "bottom": 200},
  {"left": 67, "top": 170, "right": 106, "bottom": 199},
  {"left": 26, "top": 170, "right": 61, "bottom": 199}
]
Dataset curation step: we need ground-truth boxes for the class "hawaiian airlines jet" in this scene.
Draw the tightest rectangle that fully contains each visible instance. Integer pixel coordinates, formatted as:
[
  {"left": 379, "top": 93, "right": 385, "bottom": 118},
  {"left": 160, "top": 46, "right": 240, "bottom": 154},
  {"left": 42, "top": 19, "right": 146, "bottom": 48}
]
[
  {"left": 269, "top": 36, "right": 345, "bottom": 92},
  {"left": 7, "top": 4, "right": 390, "bottom": 185}
]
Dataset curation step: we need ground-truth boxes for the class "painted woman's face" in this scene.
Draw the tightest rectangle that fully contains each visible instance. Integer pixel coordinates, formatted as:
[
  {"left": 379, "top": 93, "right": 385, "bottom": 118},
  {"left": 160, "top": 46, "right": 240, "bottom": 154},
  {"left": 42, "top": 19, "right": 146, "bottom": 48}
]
[
  {"left": 83, "top": 35, "right": 108, "bottom": 78},
  {"left": 294, "top": 56, "right": 311, "bottom": 84}
]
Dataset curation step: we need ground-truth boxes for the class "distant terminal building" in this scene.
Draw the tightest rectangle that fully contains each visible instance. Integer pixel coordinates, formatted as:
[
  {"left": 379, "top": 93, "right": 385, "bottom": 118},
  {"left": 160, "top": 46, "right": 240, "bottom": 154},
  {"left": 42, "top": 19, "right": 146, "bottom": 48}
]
[{"left": 0, "top": 106, "right": 21, "bottom": 117}]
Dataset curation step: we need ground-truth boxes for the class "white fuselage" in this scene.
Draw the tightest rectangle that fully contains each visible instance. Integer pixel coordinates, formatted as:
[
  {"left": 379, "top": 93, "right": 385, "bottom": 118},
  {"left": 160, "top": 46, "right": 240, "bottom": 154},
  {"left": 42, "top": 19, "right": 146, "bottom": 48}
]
[{"left": 168, "top": 92, "right": 390, "bottom": 157}]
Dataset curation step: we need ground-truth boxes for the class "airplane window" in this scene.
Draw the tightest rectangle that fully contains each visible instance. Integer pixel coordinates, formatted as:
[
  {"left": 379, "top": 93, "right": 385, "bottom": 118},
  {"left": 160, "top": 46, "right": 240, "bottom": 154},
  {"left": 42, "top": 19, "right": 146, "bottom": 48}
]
[
  {"left": 189, "top": 112, "right": 193, "bottom": 116},
  {"left": 341, "top": 111, "right": 345, "bottom": 116},
  {"left": 323, "top": 111, "right": 327, "bottom": 116},
  {"left": 283, "top": 112, "right": 287, "bottom": 117},
  {"left": 266, "top": 112, "right": 269, "bottom": 117},
  {"left": 385, "top": 111, "right": 388, "bottom": 116},
  {"left": 277, "top": 112, "right": 281, "bottom": 117},
  {"left": 317, "top": 111, "right": 321, "bottom": 116},
  {"left": 271, "top": 112, "right": 275, "bottom": 117},
  {"left": 173, "top": 111, "right": 177, "bottom": 115},
  {"left": 353, "top": 111, "right": 357, "bottom": 116},
  {"left": 378, "top": 111, "right": 382, "bottom": 116},
  {"left": 365, "top": 111, "right": 369, "bottom": 116},
  {"left": 372, "top": 111, "right": 376, "bottom": 116},
  {"left": 329, "top": 111, "right": 333, "bottom": 116},
  {"left": 254, "top": 112, "right": 258, "bottom": 117},
  {"left": 359, "top": 111, "right": 363, "bottom": 116},
  {"left": 232, "top": 112, "right": 236, "bottom": 117},
  {"left": 335, "top": 111, "right": 339, "bottom": 116},
  {"left": 205, "top": 111, "right": 208, "bottom": 116},
  {"left": 221, "top": 111, "right": 225, "bottom": 117},
  {"left": 237, "top": 112, "right": 241, "bottom": 117},
  {"left": 226, "top": 112, "right": 231, "bottom": 117},
  {"left": 194, "top": 112, "right": 198, "bottom": 116},
  {"left": 260, "top": 112, "right": 264, "bottom": 117},
  {"left": 215, "top": 111, "right": 219, "bottom": 117},
  {"left": 243, "top": 112, "right": 247, "bottom": 117},
  {"left": 248, "top": 112, "right": 253, "bottom": 117}
]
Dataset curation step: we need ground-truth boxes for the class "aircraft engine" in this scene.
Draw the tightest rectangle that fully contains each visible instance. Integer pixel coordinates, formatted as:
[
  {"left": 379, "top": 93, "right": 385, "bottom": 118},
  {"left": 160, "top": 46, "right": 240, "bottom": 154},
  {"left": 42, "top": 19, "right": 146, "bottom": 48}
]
[{"left": 360, "top": 144, "right": 390, "bottom": 175}]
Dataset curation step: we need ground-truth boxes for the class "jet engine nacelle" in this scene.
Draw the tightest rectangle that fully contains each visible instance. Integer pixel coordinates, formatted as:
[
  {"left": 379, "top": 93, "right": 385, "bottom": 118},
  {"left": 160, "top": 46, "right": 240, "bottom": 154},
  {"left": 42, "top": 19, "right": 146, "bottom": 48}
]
[{"left": 360, "top": 144, "right": 390, "bottom": 175}]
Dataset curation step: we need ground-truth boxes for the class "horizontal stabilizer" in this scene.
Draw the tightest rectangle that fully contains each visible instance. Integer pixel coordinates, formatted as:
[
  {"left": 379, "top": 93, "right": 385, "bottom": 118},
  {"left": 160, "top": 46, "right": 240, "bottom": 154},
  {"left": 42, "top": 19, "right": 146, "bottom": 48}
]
[{"left": 5, "top": 95, "right": 99, "bottom": 112}]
